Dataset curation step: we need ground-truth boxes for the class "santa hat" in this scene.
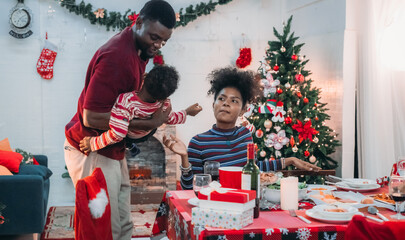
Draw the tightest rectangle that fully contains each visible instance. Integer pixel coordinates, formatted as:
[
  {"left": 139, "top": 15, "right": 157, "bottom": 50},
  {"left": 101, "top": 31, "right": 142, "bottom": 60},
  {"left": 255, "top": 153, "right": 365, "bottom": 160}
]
[{"left": 75, "top": 168, "right": 112, "bottom": 240}]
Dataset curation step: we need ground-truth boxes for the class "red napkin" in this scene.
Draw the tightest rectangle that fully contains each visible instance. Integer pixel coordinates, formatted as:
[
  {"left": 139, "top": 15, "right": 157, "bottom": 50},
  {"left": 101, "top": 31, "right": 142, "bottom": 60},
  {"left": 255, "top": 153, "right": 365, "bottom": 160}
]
[{"left": 345, "top": 215, "right": 397, "bottom": 240}]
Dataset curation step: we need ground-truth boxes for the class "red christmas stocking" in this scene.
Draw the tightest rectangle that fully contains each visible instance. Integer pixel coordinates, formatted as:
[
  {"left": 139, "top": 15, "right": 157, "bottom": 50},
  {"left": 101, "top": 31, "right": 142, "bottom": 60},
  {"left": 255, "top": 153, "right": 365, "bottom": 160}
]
[{"left": 36, "top": 39, "right": 58, "bottom": 80}]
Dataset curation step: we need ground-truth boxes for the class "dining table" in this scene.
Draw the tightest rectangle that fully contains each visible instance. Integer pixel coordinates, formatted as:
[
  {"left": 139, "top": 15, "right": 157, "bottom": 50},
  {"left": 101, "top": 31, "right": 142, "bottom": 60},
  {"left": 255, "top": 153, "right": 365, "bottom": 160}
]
[{"left": 151, "top": 186, "right": 402, "bottom": 240}]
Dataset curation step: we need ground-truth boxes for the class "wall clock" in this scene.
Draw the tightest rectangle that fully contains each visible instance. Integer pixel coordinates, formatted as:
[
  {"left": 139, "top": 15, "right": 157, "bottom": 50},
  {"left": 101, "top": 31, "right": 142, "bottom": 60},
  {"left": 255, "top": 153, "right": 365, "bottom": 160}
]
[{"left": 9, "top": 0, "right": 33, "bottom": 39}]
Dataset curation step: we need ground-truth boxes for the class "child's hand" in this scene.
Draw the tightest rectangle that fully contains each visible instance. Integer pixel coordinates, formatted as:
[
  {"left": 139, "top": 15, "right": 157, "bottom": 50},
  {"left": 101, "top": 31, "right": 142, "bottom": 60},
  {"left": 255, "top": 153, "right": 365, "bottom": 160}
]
[
  {"left": 79, "top": 137, "right": 93, "bottom": 154},
  {"left": 185, "top": 103, "right": 202, "bottom": 116},
  {"left": 163, "top": 135, "right": 187, "bottom": 156}
]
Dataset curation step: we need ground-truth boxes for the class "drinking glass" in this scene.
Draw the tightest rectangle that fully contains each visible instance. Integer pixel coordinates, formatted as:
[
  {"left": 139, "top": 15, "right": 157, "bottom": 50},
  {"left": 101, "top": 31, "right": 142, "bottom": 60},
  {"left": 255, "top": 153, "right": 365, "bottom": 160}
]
[
  {"left": 397, "top": 156, "right": 405, "bottom": 176},
  {"left": 193, "top": 174, "right": 212, "bottom": 197},
  {"left": 204, "top": 161, "right": 220, "bottom": 181},
  {"left": 388, "top": 175, "right": 405, "bottom": 219}
]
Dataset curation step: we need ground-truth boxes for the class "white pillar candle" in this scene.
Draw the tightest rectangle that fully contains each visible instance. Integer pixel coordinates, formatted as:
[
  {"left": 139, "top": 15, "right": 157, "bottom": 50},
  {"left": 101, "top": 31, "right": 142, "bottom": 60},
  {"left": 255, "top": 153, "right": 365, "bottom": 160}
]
[{"left": 280, "top": 176, "right": 298, "bottom": 210}]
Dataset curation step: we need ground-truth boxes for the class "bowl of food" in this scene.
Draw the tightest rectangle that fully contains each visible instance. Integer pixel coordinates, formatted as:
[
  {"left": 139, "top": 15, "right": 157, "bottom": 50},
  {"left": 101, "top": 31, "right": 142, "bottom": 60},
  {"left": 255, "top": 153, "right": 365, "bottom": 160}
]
[{"left": 262, "top": 182, "right": 308, "bottom": 203}]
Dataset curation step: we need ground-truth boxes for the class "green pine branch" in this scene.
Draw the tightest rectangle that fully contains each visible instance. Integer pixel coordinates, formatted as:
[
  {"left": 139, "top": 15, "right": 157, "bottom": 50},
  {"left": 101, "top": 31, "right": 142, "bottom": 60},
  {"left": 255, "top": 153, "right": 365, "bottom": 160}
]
[{"left": 58, "top": 0, "right": 233, "bottom": 31}]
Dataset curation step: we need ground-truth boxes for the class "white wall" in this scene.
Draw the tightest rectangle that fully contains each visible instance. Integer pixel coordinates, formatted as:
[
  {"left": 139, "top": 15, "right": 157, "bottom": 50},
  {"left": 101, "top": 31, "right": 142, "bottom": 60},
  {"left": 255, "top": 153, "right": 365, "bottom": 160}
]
[{"left": 0, "top": 0, "right": 345, "bottom": 207}]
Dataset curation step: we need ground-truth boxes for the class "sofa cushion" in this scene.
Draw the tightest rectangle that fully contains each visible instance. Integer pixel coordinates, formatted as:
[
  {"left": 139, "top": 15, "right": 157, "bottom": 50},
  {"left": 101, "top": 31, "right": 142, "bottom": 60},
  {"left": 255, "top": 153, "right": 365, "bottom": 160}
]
[
  {"left": 0, "top": 138, "right": 13, "bottom": 152},
  {"left": 0, "top": 150, "right": 23, "bottom": 173},
  {"left": 17, "top": 164, "right": 53, "bottom": 180}
]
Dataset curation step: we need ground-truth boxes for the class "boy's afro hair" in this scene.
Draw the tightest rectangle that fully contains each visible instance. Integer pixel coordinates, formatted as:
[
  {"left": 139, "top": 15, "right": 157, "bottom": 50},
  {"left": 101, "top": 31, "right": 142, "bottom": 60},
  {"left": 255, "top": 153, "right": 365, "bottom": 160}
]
[{"left": 144, "top": 65, "right": 179, "bottom": 101}]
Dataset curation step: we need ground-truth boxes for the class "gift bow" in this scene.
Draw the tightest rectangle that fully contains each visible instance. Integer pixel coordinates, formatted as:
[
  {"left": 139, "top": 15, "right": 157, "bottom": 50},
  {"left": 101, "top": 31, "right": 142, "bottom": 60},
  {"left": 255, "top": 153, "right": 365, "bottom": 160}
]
[{"left": 199, "top": 181, "right": 227, "bottom": 199}]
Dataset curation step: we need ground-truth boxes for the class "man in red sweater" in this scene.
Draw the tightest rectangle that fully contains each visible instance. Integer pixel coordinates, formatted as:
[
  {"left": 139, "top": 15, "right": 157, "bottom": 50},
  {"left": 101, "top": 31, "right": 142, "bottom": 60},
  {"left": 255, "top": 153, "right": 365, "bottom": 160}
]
[{"left": 64, "top": 1, "right": 176, "bottom": 239}]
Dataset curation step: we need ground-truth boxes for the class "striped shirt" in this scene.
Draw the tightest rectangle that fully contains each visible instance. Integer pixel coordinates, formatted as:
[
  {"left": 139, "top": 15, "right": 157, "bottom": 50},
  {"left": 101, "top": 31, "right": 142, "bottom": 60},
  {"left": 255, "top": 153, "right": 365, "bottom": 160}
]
[
  {"left": 180, "top": 125, "right": 283, "bottom": 190},
  {"left": 90, "top": 91, "right": 186, "bottom": 151}
]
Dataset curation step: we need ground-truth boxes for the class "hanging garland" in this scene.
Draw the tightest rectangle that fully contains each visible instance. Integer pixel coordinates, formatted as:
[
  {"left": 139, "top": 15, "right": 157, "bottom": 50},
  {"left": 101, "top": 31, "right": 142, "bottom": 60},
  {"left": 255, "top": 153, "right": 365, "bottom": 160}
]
[{"left": 57, "top": 0, "right": 233, "bottom": 31}]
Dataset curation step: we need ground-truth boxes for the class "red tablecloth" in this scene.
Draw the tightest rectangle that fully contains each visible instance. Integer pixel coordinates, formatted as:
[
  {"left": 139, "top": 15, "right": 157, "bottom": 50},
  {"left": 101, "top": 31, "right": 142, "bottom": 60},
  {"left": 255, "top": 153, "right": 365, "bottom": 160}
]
[{"left": 152, "top": 187, "right": 402, "bottom": 240}]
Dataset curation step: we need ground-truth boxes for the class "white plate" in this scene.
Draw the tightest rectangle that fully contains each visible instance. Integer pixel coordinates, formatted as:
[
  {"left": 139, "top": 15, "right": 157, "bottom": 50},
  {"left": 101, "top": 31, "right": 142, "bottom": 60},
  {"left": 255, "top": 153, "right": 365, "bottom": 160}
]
[
  {"left": 305, "top": 209, "right": 360, "bottom": 223},
  {"left": 312, "top": 204, "right": 358, "bottom": 219},
  {"left": 307, "top": 184, "right": 337, "bottom": 192},
  {"left": 188, "top": 197, "right": 199, "bottom": 206},
  {"left": 335, "top": 182, "right": 380, "bottom": 192},
  {"left": 342, "top": 178, "right": 377, "bottom": 188}
]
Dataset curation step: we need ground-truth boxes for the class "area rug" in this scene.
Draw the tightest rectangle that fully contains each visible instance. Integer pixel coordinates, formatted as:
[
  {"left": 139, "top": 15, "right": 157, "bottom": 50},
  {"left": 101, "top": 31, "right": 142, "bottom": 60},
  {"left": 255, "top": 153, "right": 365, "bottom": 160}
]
[{"left": 41, "top": 204, "right": 159, "bottom": 240}]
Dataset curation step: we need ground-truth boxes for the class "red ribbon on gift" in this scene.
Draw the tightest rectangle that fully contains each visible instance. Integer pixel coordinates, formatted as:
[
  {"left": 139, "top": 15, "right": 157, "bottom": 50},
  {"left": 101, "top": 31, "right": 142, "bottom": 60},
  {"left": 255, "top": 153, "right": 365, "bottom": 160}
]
[{"left": 198, "top": 189, "right": 255, "bottom": 203}]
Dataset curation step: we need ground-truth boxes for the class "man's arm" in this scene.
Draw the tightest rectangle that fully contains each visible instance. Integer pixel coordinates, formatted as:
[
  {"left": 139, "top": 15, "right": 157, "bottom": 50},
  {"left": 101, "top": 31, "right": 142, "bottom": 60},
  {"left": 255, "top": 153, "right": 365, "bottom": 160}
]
[{"left": 83, "top": 109, "right": 110, "bottom": 130}]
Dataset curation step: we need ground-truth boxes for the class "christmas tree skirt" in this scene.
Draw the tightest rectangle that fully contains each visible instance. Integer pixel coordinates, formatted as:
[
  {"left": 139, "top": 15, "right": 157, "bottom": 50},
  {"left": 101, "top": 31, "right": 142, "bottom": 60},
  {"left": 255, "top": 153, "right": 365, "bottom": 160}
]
[{"left": 41, "top": 204, "right": 159, "bottom": 240}]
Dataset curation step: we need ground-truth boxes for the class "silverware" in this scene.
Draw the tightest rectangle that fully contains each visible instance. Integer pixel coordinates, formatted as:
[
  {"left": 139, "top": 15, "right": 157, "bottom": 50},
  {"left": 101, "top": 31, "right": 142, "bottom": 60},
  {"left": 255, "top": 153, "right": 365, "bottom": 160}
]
[
  {"left": 368, "top": 206, "right": 389, "bottom": 221},
  {"left": 357, "top": 212, "right": 384, "bottom": 223},
  {"left": 288, "top": 209, "right": 311, "bottom": 224}
]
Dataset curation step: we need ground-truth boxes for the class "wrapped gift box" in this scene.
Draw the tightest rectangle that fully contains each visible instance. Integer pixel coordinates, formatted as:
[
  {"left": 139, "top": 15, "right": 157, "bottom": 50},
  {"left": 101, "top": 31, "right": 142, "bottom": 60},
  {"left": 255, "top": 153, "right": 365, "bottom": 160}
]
[{"left": 191, "top": 207, "right": 253, "bottom": 230}]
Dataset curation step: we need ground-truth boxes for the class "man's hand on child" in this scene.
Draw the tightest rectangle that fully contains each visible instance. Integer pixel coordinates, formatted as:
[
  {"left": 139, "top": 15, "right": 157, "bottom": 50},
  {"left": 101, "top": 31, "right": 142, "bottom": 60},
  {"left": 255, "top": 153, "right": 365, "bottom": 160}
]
[
  {"left": 79, "top": 137, "right": 92, "bottom": 154},
  {"left": 186, "top": 103, "right": 202, "bottom": 116}
]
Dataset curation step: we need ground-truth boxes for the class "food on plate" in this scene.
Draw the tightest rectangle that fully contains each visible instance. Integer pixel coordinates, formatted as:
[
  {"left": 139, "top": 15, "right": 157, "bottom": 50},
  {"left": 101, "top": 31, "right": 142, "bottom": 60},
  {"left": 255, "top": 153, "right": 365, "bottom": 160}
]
[
  {"left": 325, "top": 208, "right": 348, "bottom": 212},
  {"left": 311, "top": 191, "right": 356, "bottom": 204},
  {"left": 360, "top": 197, "right": 374, "bottom": 204},
  {"left": 311, "top": 187, "right": 327, "bottom": 190},
  {"left": 373, "top": 193, "right": 395, "bottom": 205},
  {"left": 260, "top": 172, "right": 279, "bottom": 185}
]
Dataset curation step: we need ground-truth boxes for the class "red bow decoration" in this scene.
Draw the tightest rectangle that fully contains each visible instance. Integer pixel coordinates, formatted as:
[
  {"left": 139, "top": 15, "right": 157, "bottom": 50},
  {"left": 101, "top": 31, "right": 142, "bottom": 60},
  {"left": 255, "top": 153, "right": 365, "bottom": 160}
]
[
  {"left": 153, "top": 51, "right": 164, "bottom": 65},
  {"left": 236, "top": 48, "right": 252, "bottom": 68},
  {"left": 128, "top": 13, "right": 139, "bottom": 27},
  {"left": 292, "top": 120, "right": 319, "bottom": 143}
]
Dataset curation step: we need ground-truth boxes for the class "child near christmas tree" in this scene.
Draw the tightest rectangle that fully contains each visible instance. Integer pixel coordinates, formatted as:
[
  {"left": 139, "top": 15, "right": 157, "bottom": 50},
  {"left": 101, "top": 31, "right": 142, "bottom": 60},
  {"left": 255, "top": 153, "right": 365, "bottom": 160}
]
[
  {"left": 79, "top": 65, "right": 202, "bottom": 156},
  {"left": 163, "top": 67, "right": 320, "bottom": 190}
]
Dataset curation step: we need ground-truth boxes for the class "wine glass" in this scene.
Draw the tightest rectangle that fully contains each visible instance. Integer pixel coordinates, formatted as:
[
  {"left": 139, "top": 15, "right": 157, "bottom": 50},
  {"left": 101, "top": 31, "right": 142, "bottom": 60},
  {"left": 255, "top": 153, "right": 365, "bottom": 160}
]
[
  {"left": 388, "top": 175, "right": 405, "bottom": 219},
  {"left": 193, "top": 174, "right": 212, "bottom": 197},
  {"left": 204, "top": 161, "right": 220, "bottom": 181}
]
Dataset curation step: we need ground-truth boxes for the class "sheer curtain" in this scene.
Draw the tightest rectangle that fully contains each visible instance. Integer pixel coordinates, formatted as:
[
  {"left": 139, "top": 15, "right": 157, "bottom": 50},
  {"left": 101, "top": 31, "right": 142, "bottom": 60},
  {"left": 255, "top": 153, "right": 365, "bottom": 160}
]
[{"left": 357, "top": 0, "right": 405, "bottom": 179}]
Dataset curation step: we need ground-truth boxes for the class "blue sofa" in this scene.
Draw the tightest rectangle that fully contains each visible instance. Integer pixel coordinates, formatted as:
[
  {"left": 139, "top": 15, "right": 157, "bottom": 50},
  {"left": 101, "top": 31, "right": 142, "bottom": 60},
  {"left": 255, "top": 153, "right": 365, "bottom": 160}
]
[{"left": 0, "top": 155, "right": 52, "bottom": 235}]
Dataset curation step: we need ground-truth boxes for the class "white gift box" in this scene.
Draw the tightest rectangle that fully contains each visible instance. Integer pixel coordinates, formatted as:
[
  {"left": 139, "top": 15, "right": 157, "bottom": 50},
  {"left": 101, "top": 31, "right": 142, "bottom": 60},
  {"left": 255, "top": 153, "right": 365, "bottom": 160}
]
[{"left": 191, "top": 207, "right": 253, "bottom": 230}]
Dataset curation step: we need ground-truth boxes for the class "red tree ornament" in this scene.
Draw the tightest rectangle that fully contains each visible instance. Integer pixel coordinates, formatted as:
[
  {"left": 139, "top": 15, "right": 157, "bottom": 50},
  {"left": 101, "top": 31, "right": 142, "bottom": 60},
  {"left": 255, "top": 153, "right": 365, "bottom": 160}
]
[
  {"left": 291, "top": 55, "right": 298, "bottom": 61},
  {"left": 296, "top": 91, "right": 302, "bottom": 98},
  {"left": 273, "top": 65, "right": 280, "bottom": 71},
  {"left": 255, "top": 129, "right": 264, "bottom": 138},
  {"left": 276, "top": 88, "right": 283, "bottom": 94},
  {"left": 295, "top": 74, "right": 304, "bottom": 83},
  {"left": 303, "top": 97, "right": 309, "bottom": 104},
  {"left": 290, "top": 136, "right": 295, "bottom": 146},
  {"left": 304, "top": 150, "right": 310, "bottom": 157},
  {"left": 285, "top": 116, "right": 292, "bottom": 124},
  {"left": 236, "top": 48, "right": 252, "bottom": 68}
]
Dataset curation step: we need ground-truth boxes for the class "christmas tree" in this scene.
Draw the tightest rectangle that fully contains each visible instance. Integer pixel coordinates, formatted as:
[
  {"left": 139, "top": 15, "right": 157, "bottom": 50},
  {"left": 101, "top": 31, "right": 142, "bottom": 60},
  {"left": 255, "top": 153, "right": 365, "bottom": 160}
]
[{"left": 244, "top": 16, "right": 340, "bottom": 183}]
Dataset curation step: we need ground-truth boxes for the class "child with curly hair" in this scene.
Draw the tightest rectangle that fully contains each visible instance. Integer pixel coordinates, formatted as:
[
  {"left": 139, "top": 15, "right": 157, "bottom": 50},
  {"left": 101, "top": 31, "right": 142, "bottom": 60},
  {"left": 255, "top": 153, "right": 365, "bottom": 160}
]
[
  {"left": 163, "top": 67, "right": 320, "bottom": 190},
  {"left": 80, "top": 65, "right": 202, "bottom": 156}
]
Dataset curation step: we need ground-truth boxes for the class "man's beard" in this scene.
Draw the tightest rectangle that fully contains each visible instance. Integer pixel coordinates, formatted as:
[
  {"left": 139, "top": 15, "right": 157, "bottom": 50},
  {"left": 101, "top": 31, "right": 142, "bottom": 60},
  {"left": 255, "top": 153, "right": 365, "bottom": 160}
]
[{"left": 140, "top": 49, "right": 153, "bottom": 61}]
